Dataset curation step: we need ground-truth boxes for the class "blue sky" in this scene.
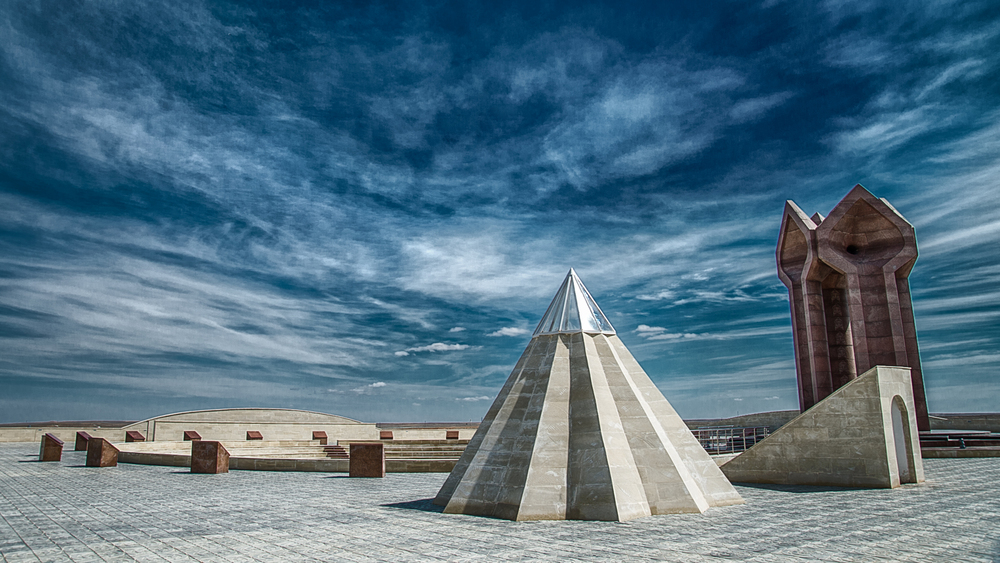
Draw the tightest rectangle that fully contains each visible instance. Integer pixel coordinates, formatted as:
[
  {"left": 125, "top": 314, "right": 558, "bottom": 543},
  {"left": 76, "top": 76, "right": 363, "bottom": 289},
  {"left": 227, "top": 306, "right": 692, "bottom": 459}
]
[{"left": 1, "top": 1, "right": 998, "bottom": 423}]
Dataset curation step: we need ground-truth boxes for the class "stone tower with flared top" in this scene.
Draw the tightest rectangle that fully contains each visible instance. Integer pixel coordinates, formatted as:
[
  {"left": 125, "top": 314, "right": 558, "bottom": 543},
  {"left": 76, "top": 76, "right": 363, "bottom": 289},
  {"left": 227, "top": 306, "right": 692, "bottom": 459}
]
[
  {"left": 776, "top": 184, "right": 929, "bottom": 431},
  {"left": 434, "top": 269, "right": 744, "bottom": 522}
]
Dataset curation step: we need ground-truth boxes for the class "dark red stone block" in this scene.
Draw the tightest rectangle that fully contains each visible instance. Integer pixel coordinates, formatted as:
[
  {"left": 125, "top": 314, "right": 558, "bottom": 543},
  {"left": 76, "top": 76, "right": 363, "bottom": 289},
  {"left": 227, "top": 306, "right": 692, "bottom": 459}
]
[
  {"left": 191, "top": 441, "right": 230, "bottom": 474},
  {"left": 85, "top": 438, "right": 119, "bottom": 467},
  {"left": 777, "top": 185, "right": 929, "bottom": 430},
  {"left": 379, "top": 430, "right": 393, "bottom": 440},
  {"left": 39, "top": 433, "right": 63, "bottom": 462},
  {"left": 183, "top": 431, "right": 202, "bottom": 441},
  {"left": 75, "top": 431, "right": 92, "bottom": 451},
  {"left": 312, "top": 431, "right": 328, "bottom": 445},
  {"left": 446, "top": 430, "right": 460, "bottom": 440},
  {"left": 125, "top": 431, "right": 145, "bottom": 442},
  {"left": 246, "top": 430, "right": 263, "bottom": 440},
  {"left": 349, "top": 443, "right": 385, "bottom": 478}
]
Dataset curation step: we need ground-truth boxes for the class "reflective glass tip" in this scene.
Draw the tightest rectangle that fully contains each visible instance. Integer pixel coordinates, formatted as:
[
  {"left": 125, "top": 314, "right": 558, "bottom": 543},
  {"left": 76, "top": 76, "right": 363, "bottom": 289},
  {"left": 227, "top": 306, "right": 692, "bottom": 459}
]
[{"left": 532, "top": 269, "right": 616, "bottom": 336}]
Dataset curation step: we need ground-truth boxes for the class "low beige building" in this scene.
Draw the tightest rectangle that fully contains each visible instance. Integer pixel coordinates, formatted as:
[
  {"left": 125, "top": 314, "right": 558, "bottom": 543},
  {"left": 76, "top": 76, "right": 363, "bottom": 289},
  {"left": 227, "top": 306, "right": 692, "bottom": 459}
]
[
  {"left": 0, "top": 408, "right": 478, "bottom": 445},
  {"left": 125, "top": 408, "right": 374, "bottom": 442}
]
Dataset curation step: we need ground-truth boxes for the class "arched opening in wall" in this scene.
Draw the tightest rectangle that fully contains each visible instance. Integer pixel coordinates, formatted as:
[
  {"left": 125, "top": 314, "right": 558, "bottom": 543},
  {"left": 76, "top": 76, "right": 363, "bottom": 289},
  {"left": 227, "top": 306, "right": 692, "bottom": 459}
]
[{"left": 890, "top": 396, "right": 916, "bottom": 484}]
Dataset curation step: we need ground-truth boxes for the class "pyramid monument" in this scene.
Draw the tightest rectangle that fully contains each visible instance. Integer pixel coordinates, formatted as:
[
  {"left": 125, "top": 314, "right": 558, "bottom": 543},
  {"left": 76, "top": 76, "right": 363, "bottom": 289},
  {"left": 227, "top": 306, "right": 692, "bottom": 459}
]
[{"left": 434, "top": 269, "right": 744, "bottom": 521}]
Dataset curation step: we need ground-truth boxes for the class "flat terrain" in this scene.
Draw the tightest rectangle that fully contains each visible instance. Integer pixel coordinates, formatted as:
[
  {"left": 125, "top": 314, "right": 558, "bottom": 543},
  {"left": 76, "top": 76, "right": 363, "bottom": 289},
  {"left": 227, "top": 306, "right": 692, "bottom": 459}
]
[{"left": 1, "top": 443, "right": 997, "bottom": 562}]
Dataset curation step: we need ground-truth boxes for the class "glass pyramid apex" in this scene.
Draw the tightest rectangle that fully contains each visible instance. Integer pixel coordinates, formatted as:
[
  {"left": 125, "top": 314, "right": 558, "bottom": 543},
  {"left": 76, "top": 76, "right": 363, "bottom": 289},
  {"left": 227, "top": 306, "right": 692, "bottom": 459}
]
[{"left": 533, "top": 269, "right": 616, "bottom": 336}]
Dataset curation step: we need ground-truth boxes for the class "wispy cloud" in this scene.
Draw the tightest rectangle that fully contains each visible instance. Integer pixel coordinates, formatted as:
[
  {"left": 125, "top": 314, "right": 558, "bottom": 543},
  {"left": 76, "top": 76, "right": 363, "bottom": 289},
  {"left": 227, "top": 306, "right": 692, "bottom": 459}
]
[
  {"left": 635, "top": 290, "right": 676, "bottom": 301},
  {"left": 395, "top": 343, "right": 471, "bottom": 357},
  {"left": 351, "top": 381, "right": 388, "bottom": 394},
  {"left": 646, "top": 332, "right": 703, "bottom": 341},
  {"left": 634, "top": 325, "right": 702, "bottom": 341},
  {"left": 729, "top": 92, "right": 795, "bottom": 123},
  {"left": 488, "top": 327, "right": 530, "bottom": 337}
]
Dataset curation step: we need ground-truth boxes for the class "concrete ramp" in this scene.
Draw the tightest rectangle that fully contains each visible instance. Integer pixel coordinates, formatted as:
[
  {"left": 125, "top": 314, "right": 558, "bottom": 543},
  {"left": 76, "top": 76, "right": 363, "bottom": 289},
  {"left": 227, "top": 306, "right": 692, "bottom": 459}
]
[{"left": 722, "top": 365, "right": 924, "bottom": 488}]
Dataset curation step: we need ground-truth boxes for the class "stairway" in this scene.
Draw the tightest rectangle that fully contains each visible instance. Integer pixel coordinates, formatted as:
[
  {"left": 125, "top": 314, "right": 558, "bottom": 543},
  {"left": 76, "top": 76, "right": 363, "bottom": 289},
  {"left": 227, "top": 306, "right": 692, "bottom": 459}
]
[{"left": 323, "top": 445, "right": 348, "bottom": 459}]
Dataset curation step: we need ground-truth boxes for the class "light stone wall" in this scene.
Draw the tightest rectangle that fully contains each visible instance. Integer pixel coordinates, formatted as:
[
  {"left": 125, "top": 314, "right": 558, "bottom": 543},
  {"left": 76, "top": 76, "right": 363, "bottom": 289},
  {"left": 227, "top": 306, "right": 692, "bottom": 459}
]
[
  {"left": 0, "top": 425, "right": 479, "bottom": 444},
  {"left": 928, "top": 413, "right": 1000, "bottom": 432},
  {"left": 139, "top": 421, "right": 377, "bottom": 442},
  {"left": 376, "top": 428, "right": 478, "bottom": 441},
  {"left": 0, "top": 427, "right": 130, "bottom": 445},
  {"left": 133, "top": 409, "right": 360, "bottom": 423},
  {"left": 721, "top": 365, "right": 924, "bottom": 488},
  {"left": 116, "top": 440, "right": 461, "bottom": 473},
  {"left": 0, "top": 409, "right": 472, "bottom": 444},
  {"left": 120, "top": 408, "right": 375, "bottom": 442}
]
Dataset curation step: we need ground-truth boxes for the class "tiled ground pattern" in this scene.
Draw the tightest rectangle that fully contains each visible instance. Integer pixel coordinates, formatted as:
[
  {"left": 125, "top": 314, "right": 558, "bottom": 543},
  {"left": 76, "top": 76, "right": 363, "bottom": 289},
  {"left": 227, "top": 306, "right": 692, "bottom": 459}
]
[{"left": 0, "top": 444, "right": 997, "bottom": 562}]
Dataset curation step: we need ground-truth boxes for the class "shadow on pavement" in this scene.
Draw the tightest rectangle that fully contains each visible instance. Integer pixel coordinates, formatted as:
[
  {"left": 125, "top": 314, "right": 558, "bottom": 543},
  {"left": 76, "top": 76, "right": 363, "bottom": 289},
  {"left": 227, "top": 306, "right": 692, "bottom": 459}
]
[
  {"left": 734, "top": 482, "right": 869, "bottom": 493},
  {"left": 381, "top": 498, "right": 445, "bottom": 513}
]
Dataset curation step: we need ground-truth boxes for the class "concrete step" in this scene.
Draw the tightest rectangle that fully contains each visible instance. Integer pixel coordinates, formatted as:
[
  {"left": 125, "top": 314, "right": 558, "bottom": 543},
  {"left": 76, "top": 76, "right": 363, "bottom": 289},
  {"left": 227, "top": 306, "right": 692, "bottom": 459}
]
[
  {"left": 117, "top": 441, "right": 467, "bottom": 461},
  {"left": 337, "top": 440, "right": 470, "bottom": 447}
]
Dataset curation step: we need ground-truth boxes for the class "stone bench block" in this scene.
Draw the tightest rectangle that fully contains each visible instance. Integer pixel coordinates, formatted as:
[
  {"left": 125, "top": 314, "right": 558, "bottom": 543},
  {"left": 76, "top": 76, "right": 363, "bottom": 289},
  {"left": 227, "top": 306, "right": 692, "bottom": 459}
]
[
  {"left": 75, "top": 431, "right": 92, "bottom": 451},
  {"left": 445, "top": 431, "right": 459, "bottom": 440},
  {"left": 191, "top": 441, "right": 230, "bottom": 474},
  {"left": 86, "top": 438, "right": 119, "bottom": 468},
  {"left": 312, "top": 431, "right": 328, "bottom": 445},
  {"left": 246, "top": 431, "right": 263, "bottom": 440},
  {"left": 183, "top": 431, "right": 202, "bottom": 441},
  {"left": 39, "top": 433, "right": 64, "bottom": 462},
  {"left": 349, "top": 443, "right": 385, "bottom": 478},
  {"left": 380, "top": 430, "right": 393, "bottom": 440},
  {"left": 125, "top": 431, "right": 145, "bottom": 442}
]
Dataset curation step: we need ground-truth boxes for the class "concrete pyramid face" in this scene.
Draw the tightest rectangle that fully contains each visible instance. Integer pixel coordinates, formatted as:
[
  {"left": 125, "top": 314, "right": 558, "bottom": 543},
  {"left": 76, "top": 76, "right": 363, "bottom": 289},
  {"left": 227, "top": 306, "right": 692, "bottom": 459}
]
[{"left": 434, "top": 271, "right": 743, "bottom": 521}]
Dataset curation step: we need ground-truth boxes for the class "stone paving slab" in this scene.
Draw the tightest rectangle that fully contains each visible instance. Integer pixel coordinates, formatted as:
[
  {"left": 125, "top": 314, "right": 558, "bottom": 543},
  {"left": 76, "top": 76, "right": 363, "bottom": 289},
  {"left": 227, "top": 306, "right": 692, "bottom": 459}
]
[{"left": 1, "top": 444, "right": 998, "bottom": 562}]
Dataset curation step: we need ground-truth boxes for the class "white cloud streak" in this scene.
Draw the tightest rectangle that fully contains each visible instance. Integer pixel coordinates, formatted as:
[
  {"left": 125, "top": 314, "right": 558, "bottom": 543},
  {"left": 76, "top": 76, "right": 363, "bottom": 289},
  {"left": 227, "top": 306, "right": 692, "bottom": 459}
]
[
  {"left": 395, "top": 343, "right": 471, "bottom": 357},
  {"left": 488, "top": 327, "right": 530, "bottom": 337}
]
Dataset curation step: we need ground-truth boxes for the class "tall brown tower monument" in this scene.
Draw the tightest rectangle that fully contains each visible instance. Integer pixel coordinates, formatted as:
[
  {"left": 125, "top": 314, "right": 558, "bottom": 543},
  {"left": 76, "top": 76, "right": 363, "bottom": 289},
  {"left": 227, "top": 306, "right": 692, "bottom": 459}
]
[{"left": 776, "top": 185, "right": 929, "bottom": 431}]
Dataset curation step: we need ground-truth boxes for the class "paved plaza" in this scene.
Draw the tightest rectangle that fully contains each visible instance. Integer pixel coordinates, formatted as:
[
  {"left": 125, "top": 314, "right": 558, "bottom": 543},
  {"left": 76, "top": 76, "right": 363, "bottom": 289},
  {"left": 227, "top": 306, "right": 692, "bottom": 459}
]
[{"left": 1, "top": 444, "right": 998, "bottom": 562}]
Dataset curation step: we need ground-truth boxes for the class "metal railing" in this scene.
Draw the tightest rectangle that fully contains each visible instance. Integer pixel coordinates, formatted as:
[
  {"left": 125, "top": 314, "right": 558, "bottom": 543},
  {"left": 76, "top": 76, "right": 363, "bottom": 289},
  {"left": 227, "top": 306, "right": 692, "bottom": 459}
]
[{"left": 692, "top": 426, "right": 769, "bottom": 455}]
